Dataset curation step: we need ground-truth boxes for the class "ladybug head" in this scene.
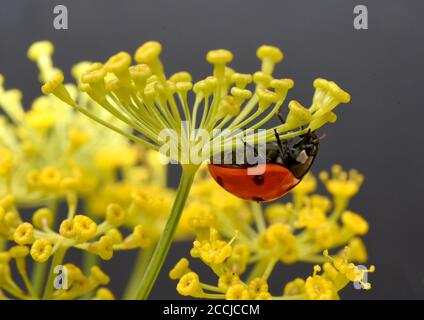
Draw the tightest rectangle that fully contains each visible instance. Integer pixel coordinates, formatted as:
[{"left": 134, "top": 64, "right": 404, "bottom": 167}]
[{"left": 275, "top": 129, "right": 320, "bottom": 179}]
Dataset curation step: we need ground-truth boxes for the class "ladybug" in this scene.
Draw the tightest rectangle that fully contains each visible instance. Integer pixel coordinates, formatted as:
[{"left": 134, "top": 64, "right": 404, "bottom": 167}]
[{"left": 208, "top": 130, "right": 320, "bottom": 202}]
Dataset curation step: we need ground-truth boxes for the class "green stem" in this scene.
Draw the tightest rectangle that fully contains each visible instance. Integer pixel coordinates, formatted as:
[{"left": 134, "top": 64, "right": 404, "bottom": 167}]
[
  {"left": 42, "top": 247, "right": 67, "bottom": 300},
  {"left": 123, "top": 247, "right": 153, "bottom": 300},
  {"left": 246, "top": 258, "right": 269, "bottom": 283},
  {"left": 133, "top": 166, "right": 198, "bottom": 300},
  {"left": 31, "top": 198, "right": 58, "bottom": 296},
  {"left": 81, "top": 251, "right": 99, "bottom": 299},
  {"left": 251, "top": 202, "right": 266, "bottom": 233}
]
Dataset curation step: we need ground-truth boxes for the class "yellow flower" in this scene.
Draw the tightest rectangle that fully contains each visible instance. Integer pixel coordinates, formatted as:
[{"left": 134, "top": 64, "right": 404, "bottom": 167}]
[
  {"left": 305, "top": 275, "right": 337, "bottom": 300},
  {"left": 176, "top": 272, "right": 203, "bottom": 297},
  {"left": 304, "top": 266, "right": 337, "bottom": 300},
  {"left": 308, "top": 195, "right": 332, "bottom": 213},
  {"left": 248, "top": 278, "right": 269, "bottom": 297},
  {"left": 105, "top": 203, "right": 127, "bottom": 226},
  {"left": 313, "top": 222, "right": 340, "bottom": 250},
  {"left": 225, "top": 284, "right": 251, "bottom": 300},
  {"left": 292, "top": 173, "right": 317, "bottom": 195},
  {"left": 284, "top": 278, "right": 305, "bottom": 296},
  {"left": 341, "top": 211, "right": 369, "bottom": 235},
  {"left": 73, "top": 215, "right": 97, "bottom": 242},
  {"left": 265, "top": 224, "right": 297, "bottom": 263},
  {"left": 183, "top": 201, "right": 216, "bottom": 230},
  {"left": 32, "top": 208, "right": 54, "bottom": 229},
  {"left": 296, "top": 207, "right": 326, "bottom": 229},
  {"left": 122, "top": 225, "right": 151, "bottom": 249},
  {"left": 347, "top": 238, "right": 368, "bottom": 263},
  {"left": 93, "top": 288, "right": 115, "bottom": 300},
  {"left": 90, "top": 266, "right": 110, "bottom": 285},
  {"left": 320, "top": 165, "right": 363, "bottom": 199},
  {"left": 13, "top": 222, "right": 35, "bottom": 245},
  {"left": 218, "top": 272, "right": 240, "bottom": 291},
  {"left": 255, "top": 292, "right": 272, "bottom": 300},
  {"left": 0, "top": 252, "right": 11, "bottom": 263},
  {"left": 265, "top": 203, "right": 294, "bottom": 225},
  {"left": 9, "top": 245, "right": 30, "bottom": 258},
  {"left": 105, "top": 228, "right": 123, "bottom": 244},
  {"left": 0, "top": 148, "right": 13, "bottom": 176},
  {"left": 169, "top": 258, "right": 190, "bottom": 280},
  {"left": 59, "top": 218, "right": 76, "bottom": 238},
  {"left": 90, "top": 236, "right": 114, "bottom": 260},
  {"left": 324, "top": 248, "right": 374, "bottom": 289},
  {"left": 30, "top": 239, "right": 53, "bottom": 262},
  {"left": 39, "top": 167, "right": 62, "bottom": 190}
]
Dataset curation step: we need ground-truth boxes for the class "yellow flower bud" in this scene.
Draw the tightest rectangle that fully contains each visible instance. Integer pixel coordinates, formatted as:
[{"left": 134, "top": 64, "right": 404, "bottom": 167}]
[
  {"left": 59, "top": 218, "right": 76, "bottom": 238},
  {"left": 81, "top": 63, "right": 106, "bottom": 84},
  {"left": 226, "top": 283, "right": 251, "bottom": 300},
  {"left": 4, "top": 211, "right": 21, "bottom": 228},
  {"left": 90, "top": 236, "right": 114, "bottom": 260},
  {"left": 342, "top": 211, "right": 369, "bottom": 235},
  {"left": 73, "top": 215, "right": 97, "bottom": 242},
  {"left": 105, "top": 51, "right": 132, "bottom": 74},
  {"left": 206, "top": 49, "right": 233, "bottom": 65},
  {"left": 308, "top": 112, "right": 337, "bottom": 131},
  {"left": 71, "top": 61, "right": 92, "bottom": 82},
  {"left": 285, "top": 100, "right": 313, "bottom": 129},
  {"left": 257, "top": 88, "right": 278, "bottom": 111},
  {"left": 169, "top": 258, "right": 190, "bottom": 280},
  {"left": 257, "top": 45, "right": 284, "bottom": 63},
  {"left": 231, "top": 73, "right": 252, "bottom": 89},
  {"left": 90, "top": 266, "right": 110, "bottom": 285},
  {"left": 283, "top": 278, "right": 305, "bottom": 296},
  {"left": 169, "top": 72, "right": 192, "bottom": 83},
  {"left": 253, "top": 71, "right": 272, "bottom": 88},
  {"left": 134, "top": 41, "right": 162, "bottom": 64},
  {"left": 129, "top": 64, "right": 152, "bottom": 83},
  {"left": 27, "top": 41, "right": 54, "bottom": 61},
  {"left": 41, "top": 72, "right": 64, "bottom": 95},
  {"left": 94, "top": 288, "right": 115, "bottom": 300},
  {"left": 13, "top": 222, "right": 35, "bottom": 245},
  {"left": 105, "top": 228, "right": 123, "bottom": 244},
  {"left": 0, "top": 194, "right": 16, "bottom": 211},
  {"left": 0, "top": 148, "right": 13, "bottom": 176},
  {"left": 248, "top": 277, "right": 269, "bottom": 297},
  {"left": 9, "top": 245, "right": 30, "bottom": 259},
  {"left": 30, "top": 239, "right": 53, "bottom": 262},
  {"left": 176, "top": 272, "right": 202, "bottom": 297},
  {"left": 32, "top": 208, "right": 54, "bottom": 229},
  {"left": 105, "top": 203, "right": 127, "bottom": 226},
  {"left": 175, "top": 81, "right": 193, "bottom": 93},
  {"left": 40, "top": 167, "right": 62, "bottom": 190},
  {"left": 0, "top": 252, "right": 11, "bottom": 263}
]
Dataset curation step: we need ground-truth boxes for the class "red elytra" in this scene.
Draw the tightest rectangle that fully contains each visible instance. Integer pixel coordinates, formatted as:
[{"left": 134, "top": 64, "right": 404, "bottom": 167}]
[{"left": 207, "top": 163, "right": 300, "bottom": 202}]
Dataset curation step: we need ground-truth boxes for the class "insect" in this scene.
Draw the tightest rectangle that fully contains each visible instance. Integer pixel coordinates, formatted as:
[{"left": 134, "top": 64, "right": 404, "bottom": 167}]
[{"left": 208, "top": 128, "right": 320, "bottom": 202}]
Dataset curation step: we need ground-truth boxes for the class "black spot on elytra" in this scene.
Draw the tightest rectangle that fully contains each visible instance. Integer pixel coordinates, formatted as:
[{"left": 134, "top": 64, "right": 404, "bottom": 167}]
[
  {"left": 253, "top": 175, "right": 264, "bottom": 185},
  {"left": 252, "top": 197, "right": 264, "bottom": 202},
  {"left": 216, "top": 176, "right": 224, "bottom": 187}
]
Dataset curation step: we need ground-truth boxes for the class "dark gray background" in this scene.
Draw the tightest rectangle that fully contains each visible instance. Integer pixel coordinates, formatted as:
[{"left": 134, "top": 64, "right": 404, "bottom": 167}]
[{"left": 0, "top": 0, "right": 423, "bottom": 299}]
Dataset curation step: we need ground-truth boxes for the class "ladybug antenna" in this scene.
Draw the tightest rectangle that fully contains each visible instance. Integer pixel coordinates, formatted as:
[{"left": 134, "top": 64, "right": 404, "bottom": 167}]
[{"left": 317, "top": 133, "right": 326, "bottom": 141}]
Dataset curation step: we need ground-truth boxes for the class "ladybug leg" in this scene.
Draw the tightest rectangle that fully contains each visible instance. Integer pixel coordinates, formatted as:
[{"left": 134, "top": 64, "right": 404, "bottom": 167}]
[{"left": 276, "top": 111, "right": 285, "bottom": 124}]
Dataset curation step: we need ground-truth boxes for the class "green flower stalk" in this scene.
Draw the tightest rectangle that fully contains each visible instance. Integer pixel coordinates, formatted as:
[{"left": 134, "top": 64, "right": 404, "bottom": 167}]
[{"left": 41, "top": 40, "right": 351, "bottom": 299}]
